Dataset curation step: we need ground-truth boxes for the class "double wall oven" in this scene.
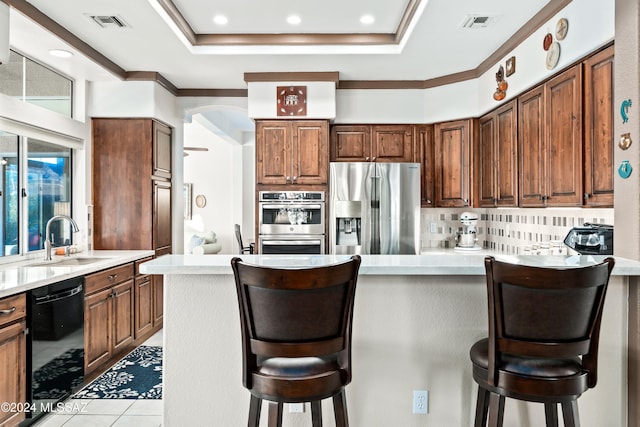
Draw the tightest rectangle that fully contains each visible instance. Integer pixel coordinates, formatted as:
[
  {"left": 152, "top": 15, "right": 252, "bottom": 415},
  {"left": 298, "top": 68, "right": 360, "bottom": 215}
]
[{"left": 258, "top": 191, "right": 325, "bottom": 254}]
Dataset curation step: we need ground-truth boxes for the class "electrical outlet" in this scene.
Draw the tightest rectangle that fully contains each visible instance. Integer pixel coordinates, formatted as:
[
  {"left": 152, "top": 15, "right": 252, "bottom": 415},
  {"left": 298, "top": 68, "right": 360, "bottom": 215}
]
[
  {"left": 289, "top": 403, "right": 304, "bottom": 413},
  {"left": 413, "top": 390, "right": 428, "bottom": 414}
]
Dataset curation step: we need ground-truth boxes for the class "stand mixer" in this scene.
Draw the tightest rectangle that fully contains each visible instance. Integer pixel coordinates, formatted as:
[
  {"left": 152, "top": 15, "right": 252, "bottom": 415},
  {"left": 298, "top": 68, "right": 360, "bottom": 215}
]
[{"left": 455, "top": 211, "right": 481, "bottom": 251}]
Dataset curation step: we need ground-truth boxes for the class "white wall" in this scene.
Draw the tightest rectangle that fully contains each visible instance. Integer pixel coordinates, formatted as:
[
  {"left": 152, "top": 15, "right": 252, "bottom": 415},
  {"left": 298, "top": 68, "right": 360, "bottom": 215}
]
[{"left": 183, "top": 115, "right": 252, "bottom": 254}]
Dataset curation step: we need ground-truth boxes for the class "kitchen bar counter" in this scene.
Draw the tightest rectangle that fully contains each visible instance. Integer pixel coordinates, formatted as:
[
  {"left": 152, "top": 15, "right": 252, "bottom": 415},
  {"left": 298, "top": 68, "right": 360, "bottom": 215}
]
[
  {"left": 142, "top": 253, "right": 640, "bottom": 427},
  {"left": 0, "top": 250, "right": 154, "bottom": 298}
]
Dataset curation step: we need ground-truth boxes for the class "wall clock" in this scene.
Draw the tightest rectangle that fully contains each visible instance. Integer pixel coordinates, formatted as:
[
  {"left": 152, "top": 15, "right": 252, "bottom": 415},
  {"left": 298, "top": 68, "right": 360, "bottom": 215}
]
[
  {"left": 546, "top": 42, "right": 560, "bottom": 70},
  {"left": 277, "top": 86, "right": 307, "bottom": 116}
]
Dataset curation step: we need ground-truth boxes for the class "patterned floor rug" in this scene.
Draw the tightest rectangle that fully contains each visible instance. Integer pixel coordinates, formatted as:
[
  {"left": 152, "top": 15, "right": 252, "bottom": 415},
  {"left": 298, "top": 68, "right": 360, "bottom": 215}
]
[
  {"left": 33, "top": 348, "right": 84, "bottom": 400},
  {"left": 73, "top": 346, "right": 163, "bottom": 399}
]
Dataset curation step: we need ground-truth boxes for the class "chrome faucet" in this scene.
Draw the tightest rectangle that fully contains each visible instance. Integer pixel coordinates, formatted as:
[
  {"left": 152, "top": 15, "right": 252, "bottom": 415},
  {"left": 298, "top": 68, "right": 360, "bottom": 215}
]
[{"left": 44, "top": 215, "right": 80, "bottom": 261}]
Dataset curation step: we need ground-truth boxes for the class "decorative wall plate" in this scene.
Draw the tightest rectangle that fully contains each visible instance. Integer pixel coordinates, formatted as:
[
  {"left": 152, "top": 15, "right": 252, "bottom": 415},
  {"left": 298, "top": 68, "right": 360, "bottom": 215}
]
[
  {"left": 555, "top": 18, "right": 569, "bottom": 40},
  {"left": 546, "top": 42, "right": 560, "bottom": 70},
  {"left": 543, "top": 33, "right": 553, "bottom": 51},
  {"left": 195, "top": 194, "right": 207, "bottom": 208},
  {"left": 277, "top": 86, "right": 307, "bottom": 116}
]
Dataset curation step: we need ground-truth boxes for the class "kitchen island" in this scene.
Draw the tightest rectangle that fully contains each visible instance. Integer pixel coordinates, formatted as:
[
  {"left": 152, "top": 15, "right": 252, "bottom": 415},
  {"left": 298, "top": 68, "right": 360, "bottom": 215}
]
[{"left": 141, "top": 253, "right": 640, "bottom": 427}]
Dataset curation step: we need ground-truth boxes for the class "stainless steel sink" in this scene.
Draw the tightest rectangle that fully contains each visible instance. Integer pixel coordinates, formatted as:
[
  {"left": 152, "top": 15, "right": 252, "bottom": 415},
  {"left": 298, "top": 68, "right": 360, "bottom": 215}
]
[{"left": 29, "top": 257, "right": 111, "bottom": 267}]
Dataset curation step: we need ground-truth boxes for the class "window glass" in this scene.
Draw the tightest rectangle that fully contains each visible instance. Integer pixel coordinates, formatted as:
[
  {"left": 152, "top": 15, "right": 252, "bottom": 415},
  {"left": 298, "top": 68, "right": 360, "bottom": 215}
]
[
  {"left": 0, "top": 50, "right": 73, "bottom": 118},
  {"left": 0, "top": 132, "right": 19, "bottom": 256},
  {"left": 27, "top": 140, "right": 72, "bottom": 252}
]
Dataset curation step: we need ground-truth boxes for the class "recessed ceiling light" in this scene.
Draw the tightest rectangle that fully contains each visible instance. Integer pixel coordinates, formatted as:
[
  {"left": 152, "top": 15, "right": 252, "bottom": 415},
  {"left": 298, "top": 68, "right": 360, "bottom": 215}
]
[
  {"left": 49, "top": 49, "right": 73, "bottom": 58},
  {"left": 360, "top": 15, "right": 375, "bottom": 24},
  {"left": 287, "top": 15, "right": 301, "bottom": 25},
  {"left": 213, "top": 15, "right": 228, "bottom": 25}
]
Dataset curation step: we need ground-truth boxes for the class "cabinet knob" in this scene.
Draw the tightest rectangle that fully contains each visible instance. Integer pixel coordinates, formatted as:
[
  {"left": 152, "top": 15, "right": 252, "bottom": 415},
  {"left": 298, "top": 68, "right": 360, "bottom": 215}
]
[
  {"left": 292, "top": 176, "right": 298, "bottom": 182},
  {"left": 371, "top": 156, "right": 377, "bottom": 162},
  {"left": 286, "top": 176, "right": 291, "bottom": 183},
  {"left": 108, "top": 274, "right": 117, "bottom": 282},
  {"left": 584, "top": 193, "right": 590, "bottom": 199},
  {"left": 365, "top": 157, "right": 370, "bottom": 161}
]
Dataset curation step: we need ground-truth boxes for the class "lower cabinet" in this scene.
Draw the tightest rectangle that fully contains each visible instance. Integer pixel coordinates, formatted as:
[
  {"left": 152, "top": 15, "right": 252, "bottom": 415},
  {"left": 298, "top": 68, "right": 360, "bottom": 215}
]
[
  {"left": 0, "top": 294, "right": 26, "bottom": 427},
  {"left": 84, "top": 263, "right": 135, "bottom": 375},
  {"left": 134, "top": 257, "right": 163, "bottom": 342}
]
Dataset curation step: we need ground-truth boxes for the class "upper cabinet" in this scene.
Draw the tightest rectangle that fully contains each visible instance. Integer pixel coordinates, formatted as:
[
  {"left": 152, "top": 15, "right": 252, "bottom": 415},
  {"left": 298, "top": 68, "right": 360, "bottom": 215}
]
[
  {"left": 256, "top": 120, "right": 328, "bottom": 186},
  {"left": 416, "top": 125, "right": 435, "bottom": 207},
  {"left": 518, "top": 65, "right": 583, "bottom": 207},
  {"left": 92, "top": 118, "right": 173, "bottom": 254},
  {"left": 434, "top": 119, "right": 476, "bottom": 207},
  {"left": 330, "top": 124, "right": 414, "bottom": 162},
  {"left": 478, "top": 100, "right": 518, "bottom": 207},
  {"left": 583, "top": 45, "right": 614, "bottom": 207}
]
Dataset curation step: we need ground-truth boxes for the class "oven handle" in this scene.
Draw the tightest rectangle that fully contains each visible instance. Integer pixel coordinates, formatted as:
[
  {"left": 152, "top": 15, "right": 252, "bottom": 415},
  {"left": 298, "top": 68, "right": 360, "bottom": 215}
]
[
  {"left": 34, "top": 284, "right": 83, "bottom": 305},
  {"left": 262, "top": 240, "right": 323, "bottom": 245},
  {"left": 261, "top": 204, "right": 323, "bottom": 210}
]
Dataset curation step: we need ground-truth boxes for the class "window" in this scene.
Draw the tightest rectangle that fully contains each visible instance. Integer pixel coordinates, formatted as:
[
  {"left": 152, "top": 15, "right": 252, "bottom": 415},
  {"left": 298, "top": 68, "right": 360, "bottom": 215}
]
[
  {"left": 0, "top": 50, "right": 73, "bottom": 118},
  {"left": 0, "top": 131, "right": 72, "bottom": 258}
]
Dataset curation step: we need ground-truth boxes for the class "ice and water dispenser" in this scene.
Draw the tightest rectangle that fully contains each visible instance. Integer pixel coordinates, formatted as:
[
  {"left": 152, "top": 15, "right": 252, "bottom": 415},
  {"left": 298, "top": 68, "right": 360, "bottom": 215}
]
[{"left": 333, "top": 200, "right": 362, "bottom": 252}]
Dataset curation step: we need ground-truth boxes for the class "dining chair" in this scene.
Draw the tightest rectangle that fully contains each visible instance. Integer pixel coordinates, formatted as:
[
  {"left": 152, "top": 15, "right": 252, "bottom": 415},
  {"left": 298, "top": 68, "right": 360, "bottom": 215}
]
[
  {"left": 235, "top": 223, "right": 254, "bottom": 254},
  {"left": 470, "top": 255, "right": 615, "bottom": 427},
  {"left": 231, "top": 255, "right": 361, "bottom": 427}
]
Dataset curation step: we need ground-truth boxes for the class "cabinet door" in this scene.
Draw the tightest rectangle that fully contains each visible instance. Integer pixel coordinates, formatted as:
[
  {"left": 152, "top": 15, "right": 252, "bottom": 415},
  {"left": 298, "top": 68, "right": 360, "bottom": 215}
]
[
  {"left": 0, "top": 321, "right": 26, "bottom": 427},
  {"left": 152, "top": 275, "right": 164, "bottom": 327},
  {"left": 85, "top": 288, "right": 112, "bottom": 374},
  {"left": 135, "top": 275, "right": 153, "bottom": 339},
  {"left": 545, "top": 65, "right": 583, "bottom": 206},
  {"left": 518, "top": 86, "right": 546, "bottom": 207},
  {"left": 434, "top": 120, "right": 472, "bottom": 207},
  {"left": 495, "top": 101, "right": 519, "bottom": 206},
  {"left": 416, "top": 125, "right": 435, "bottom": 207},
  {"left": 153, "top": 121, "right": 172, "bottom": 179},
  {"left": 154, "top": 180, "right": 172, "bottom": 253},
  {"left": 478, "top": 114, "right": 497, "bottom": 207},
  {"left": 292, "top": 121, "right": 328, "bottom": 185},
  {"left": 371, "top": 125, "right": 414, "bottom": 162},
  {"left": 112, "top": 280, "right": 135, "bottom": 354},
  {"left": 330, "top": 125, "right": 371, "bottom": 161},
  {"left": 583, "top": 46, "right": 614, "bottom": 207},
  {"left": 256, "top": 121, "right": 292, "bottom": 184}
]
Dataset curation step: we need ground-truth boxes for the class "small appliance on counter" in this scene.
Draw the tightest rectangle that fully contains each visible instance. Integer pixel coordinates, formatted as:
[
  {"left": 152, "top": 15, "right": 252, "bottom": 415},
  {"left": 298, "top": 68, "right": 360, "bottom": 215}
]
[
  {"left": 563, "top": 223, "right": 613, "bottom": 255},
  {"left": 454, "top": 211, "right": 482, "bottom": 252}
]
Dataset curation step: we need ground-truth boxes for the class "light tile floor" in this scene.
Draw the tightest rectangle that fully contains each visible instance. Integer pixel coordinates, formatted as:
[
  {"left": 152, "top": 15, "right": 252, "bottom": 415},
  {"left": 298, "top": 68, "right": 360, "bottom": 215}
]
[{"left": 32, "top": 330, "right": 164, "bottom": 427}]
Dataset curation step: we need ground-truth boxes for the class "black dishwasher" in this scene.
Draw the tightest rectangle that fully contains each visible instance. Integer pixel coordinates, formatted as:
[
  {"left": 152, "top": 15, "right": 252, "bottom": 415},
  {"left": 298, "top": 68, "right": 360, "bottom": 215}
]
[{"left": 23, "top": 277, "right": 85, "bottom": 425}]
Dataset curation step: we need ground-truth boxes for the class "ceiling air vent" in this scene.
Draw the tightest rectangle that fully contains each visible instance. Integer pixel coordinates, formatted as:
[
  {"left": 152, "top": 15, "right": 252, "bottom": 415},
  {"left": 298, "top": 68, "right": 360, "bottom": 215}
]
[
  {"left": 461, "top": 15, "right": 497, "bottom": 29},
  {"left": 89, "top": 15, "right": 129, "bottom": 29}
]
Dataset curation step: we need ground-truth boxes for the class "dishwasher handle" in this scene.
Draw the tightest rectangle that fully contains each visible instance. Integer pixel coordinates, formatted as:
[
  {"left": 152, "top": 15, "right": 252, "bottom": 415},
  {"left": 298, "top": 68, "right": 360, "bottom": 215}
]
[{"left": 35, "top": 283, "right": 83, "bottom": 305}]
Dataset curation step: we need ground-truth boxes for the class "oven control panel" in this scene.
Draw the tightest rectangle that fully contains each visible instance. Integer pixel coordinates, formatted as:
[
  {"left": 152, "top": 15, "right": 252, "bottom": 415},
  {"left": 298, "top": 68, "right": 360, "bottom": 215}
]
[{"left": 260, "top": 191, "right": 324, "bottom": 201}]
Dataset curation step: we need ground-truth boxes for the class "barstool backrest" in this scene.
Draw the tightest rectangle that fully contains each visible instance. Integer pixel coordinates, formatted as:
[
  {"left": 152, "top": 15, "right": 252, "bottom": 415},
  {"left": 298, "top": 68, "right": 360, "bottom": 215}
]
[
  {"left": 231, "top": 255, "right": 361, "bottom": 389},
  {"left": 484, "top": 256, "right": 615, "bottom": 388}
]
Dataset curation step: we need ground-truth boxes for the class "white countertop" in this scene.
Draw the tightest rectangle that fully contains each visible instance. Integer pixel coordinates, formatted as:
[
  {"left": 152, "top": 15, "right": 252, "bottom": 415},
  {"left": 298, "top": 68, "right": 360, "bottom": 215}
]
[
  {"left": 0, "top": 250, "right": 155, "bottom": 298},
  {"left": 140, "top": 250, "right": 640, "bottom": 276}
]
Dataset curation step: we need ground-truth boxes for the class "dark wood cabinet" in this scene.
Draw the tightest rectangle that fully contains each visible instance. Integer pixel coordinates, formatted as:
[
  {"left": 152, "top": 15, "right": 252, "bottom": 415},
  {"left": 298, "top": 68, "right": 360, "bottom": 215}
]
[
  {"left": 256, "top": 120, "right": 328, "bottom": 185},
  {"left": 583, "top": 45, "right": 614, "bottom": 207},
  {"left": 518, "top": 65, "right": 583, "bottom": 207},
  {"left": 434, "top": 119, "right": 475, "bottom": 207},
  {"left": 134, "top": 258, "right": 154, "bottom": 340},
  {"left": 330, "top": 124, "right": 414, "bottom": 162},
  {"left": 0, "top": 294, "right": 26, "bottom": 427},
  {"left": 84, "top": 263, "right": 135, "bottom": 375},
  {"left": 416, "top": 125, "right": 435, "bottom": 207},
  {"left": 478, "top": 100, "right": 518, "bottom": 207}
]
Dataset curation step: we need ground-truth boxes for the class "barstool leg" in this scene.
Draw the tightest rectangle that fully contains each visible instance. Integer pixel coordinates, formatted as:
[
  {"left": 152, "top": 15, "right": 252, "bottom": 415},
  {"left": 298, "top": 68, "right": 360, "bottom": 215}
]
[
  {"left": 474, "top": 387, "right": 490, "bottom": 426},
  {"left": 561, "top": 400, "right": 580, "bottom": 427},
  {"left": 487, "top": 393, "right": 504, "bottom": 427},
  {"left": 544, "top": 403, "right": 559, "bottom": 427},
  {"left": 333, "top": 391, "right": 349, "bottom": 427},
  {"left": 248, "top": 395, "right": 262, "bottom": 427},
  {"left": 311, "top": 401, "right": 323, "bottom": 427},
  {"left": 267, "top": 401, "right": 283, "bottom": 427}
]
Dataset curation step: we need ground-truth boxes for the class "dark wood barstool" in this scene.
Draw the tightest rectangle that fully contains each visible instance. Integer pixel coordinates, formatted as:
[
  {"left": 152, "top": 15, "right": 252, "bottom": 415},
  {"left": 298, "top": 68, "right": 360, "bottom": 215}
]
[
  {"left": 470, "top": 255, "right": 615, "bottom": 427},
  {"left": 235, "top": 224, "right": 254, "bottom": 254},
  {"left": 231, "top": 255, "right": 361, "bottom": 427}
]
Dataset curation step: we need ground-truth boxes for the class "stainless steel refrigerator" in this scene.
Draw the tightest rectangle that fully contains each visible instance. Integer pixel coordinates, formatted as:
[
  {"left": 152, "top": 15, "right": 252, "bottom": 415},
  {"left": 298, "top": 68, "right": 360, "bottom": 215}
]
[{"left": 329, "top": 162, "right": 420, "bottom": 254}]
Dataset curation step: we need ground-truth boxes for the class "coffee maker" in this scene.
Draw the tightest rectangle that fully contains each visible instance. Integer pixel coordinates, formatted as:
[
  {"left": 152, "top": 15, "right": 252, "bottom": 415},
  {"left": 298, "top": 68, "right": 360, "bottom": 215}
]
[{"left": 455, "top": 211, "right": 481, "bottom": 251}]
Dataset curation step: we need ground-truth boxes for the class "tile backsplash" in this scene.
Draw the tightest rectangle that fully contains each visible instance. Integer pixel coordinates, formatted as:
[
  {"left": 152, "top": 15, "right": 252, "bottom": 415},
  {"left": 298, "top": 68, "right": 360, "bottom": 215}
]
[{"left": 421, "top": 207, "right": 614, "bottom": 254}]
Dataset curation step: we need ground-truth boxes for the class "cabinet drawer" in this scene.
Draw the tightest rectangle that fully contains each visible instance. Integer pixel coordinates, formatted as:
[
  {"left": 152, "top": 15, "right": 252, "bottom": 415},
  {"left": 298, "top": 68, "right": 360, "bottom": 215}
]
[
  {"left": 0, "top": 293, "right": 27, "bottom": 327},
  {"left": 85, "top": 263, "right": 134, "bottom": 295}
]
